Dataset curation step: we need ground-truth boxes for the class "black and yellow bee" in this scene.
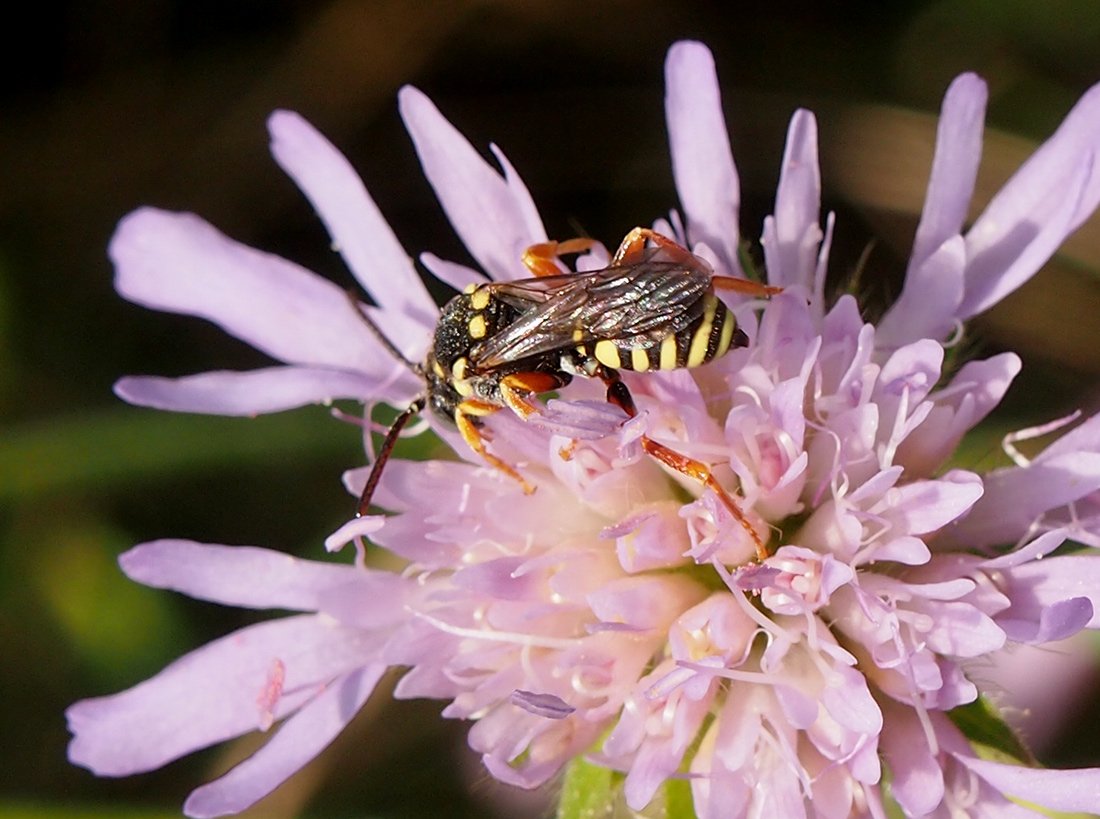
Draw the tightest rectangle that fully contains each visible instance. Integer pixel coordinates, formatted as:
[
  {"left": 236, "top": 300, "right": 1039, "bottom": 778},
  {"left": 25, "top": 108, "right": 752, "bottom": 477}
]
[{"left": 355, "top": 228, "right": 780, "bottom": 559}]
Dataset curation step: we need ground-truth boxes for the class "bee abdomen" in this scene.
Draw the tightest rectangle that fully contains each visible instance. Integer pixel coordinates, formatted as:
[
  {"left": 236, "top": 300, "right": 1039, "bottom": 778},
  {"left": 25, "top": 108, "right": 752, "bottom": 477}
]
[{"left": 586, "top": 293, "right": 747, "bottom": 372}]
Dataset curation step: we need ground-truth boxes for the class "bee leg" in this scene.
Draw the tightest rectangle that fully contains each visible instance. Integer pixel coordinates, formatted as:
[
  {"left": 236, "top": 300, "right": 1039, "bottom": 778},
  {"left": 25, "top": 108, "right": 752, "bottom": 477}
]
[
  {"left": 521, "top": 237, "right": 597, "bottom": 277},
  {"left": 499, "top": 371, "right": 569, "bottom": 418},
  {"left": 611, "top": 227, "right": 696, "bottom": 265},
  {"left": 455, "top": 399, "right": 536, "bottom": 494},
  {"left": 711, "top": 276, "right": 784, "bottom": 298},
  {"left": 602, "top": 372, "right": 768, "bottom": 561}
]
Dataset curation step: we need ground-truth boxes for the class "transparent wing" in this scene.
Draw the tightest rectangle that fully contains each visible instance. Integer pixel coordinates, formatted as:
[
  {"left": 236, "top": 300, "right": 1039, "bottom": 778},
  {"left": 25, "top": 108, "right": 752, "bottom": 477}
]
[{"left": 474, "top": 257, "right": 710, "bottom": 367}]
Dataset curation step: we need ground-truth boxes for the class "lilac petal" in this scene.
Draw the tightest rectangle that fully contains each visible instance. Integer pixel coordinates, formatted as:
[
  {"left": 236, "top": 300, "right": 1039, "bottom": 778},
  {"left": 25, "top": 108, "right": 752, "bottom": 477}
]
[
  {"left": 821, "top": 664, "right": 882, "bottom": 734},
  {"left": 877, "top": 235, "right": 965, "bottom": 346},
  {"left": 1000, "top": 554, "right": 1100, "bottom": 629},
  {"left": 323, "top": 515, "right": 386, "bottom": 554},
  {"left": 880, "top": 703, "right": 944, "bottom": 816},
  {"left": 510, "top": 690, "right": 575, "bottom": 720},
  {"left": 536, "top": 398, "right": 627, "bottom": 439},
  {"left": 959, "top": 81, "right": 1100, "bottom": 318},
  {"left": 119, "top": 540, "right": 402, "bottom": 620},
  {"left": 878, "top": 472, "right": 983, "bottom": 536},
  {"left": 982, "top": 528, "right": 1067, "bottom": 570},
  {"left": 114, "top": 365, "right": 416, "bottom": 416},
  {"left": 266, "top": 111, "right": 436, "bottom": 334},
  {"left": 112, "top": 209, "right": 390, "bottom": 376},
  {"left": 664, "top": 41, "right": 742, "bottom": 278},
  {"left": 898, "top": 353, "right": 1020, "bottom": 474},
  {"left": 67, "top": 615, "right": 381, "bottom": 776},
  {"left": 947, "top": 452, "right": 1100, "bottom": 547},
  {"left": 998, "top": 596, "right": 1093, "bottom": 644},
  {"left": 398, "top": 86, "right": 546, "bottom": 282},
  {"left": 183, "top": 663, "right": 385, "bottom": 818},
  {"left": 960, "top": 756, "right": 1100, "bottom": 813},
  {"left": 766, "top": 109, "right": 822, "bottom": 290},
  {"left": 420, "top": 252, "right": 487, "bottom": 292},
  {"left": 1040, "top": 409, "right": 1100, "bottom": 460},
  {"left": 910, "top": 74, "right": 987, "bottom": 275}
]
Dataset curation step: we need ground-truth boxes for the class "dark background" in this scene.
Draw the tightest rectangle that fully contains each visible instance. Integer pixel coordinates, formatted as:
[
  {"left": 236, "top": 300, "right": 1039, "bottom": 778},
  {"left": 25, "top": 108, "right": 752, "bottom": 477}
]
[{"left": 3, "top": 1, "right": 1100, "bottom": 817}]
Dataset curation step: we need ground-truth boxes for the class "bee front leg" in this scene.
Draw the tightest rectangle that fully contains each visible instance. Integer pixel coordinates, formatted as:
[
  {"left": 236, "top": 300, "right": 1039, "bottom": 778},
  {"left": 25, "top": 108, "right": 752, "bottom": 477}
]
[
  {"left": 498, "top": 371, "right": 569, "bottom": 419},
  {"left": 601, "top": 371, "right": 768, "bottom": 560},
  {"left": 455, "top": 399, "right": 536, "bottom": 494}
]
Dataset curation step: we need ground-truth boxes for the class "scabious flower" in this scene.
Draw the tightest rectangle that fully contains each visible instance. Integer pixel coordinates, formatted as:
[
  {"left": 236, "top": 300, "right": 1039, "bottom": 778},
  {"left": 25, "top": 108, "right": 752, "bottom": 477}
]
[{"left": 68, "top": 40, "right": 1100, "bottom": 818}]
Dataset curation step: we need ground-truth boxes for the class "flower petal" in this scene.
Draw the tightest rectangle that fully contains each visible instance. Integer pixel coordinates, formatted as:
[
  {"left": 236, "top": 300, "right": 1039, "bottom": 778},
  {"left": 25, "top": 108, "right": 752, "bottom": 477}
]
[
  {"left": 115, "top": 365, "right": 416, "bottom": 416},
  {"left": 959, "top": 80, "right": 1100, "bottom": 318},
  {"left": 765, "top": 109, "right": 822, "bottom": 290},
  {"left": 119, "top": 541, "right": 404, "bottom": 622},
  {"left": 877, "top": 235, "right": 965, "bottom": 347},
  {"left": 183, "top": 664, "right": 385, "bottom": 818},
  {"left": 112, "top": 209, "right": 391, "bottom": 376},
  {"left": 267, "top": 110, "right": 437, "bottom": 340},
  {"left": 946, "top": 452, "right": 1100, "bottom": 547},
  {"left": 664, "top": 41, "right": 743, "bottom": 278},
  {"left": 1000, "top": 554, "right": 1100, "bottom": 630},
  {"left": 959, "top": 756, "right": 1100, "bottom": 813},
  {"left": 67, "top": 615, "right": 383, "bottom": 776},
  {"left": 398, "top": 86, "right": 546, "bottom": 281},
  {"left": 910, "top": 74, "right": 987, "bottom": 275}
]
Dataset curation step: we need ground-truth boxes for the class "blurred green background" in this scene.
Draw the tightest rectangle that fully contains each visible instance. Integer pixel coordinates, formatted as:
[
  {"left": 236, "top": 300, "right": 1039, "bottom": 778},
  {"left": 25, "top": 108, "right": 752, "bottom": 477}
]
[{"left": 4, "top": 1, "right": 1100, "bottom": 817}]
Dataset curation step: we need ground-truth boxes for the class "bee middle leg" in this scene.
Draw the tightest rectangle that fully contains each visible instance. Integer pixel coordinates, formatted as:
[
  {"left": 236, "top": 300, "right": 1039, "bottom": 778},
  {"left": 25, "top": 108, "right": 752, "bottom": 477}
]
[{"left": 603, "top": 373, "right": 768, "bottom": 561}]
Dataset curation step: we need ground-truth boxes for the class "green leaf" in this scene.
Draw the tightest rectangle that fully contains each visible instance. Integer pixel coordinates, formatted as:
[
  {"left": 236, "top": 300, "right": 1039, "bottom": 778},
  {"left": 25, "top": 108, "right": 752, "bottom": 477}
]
[
  {"left": 947, "top": 696, "right": 1033, "bottom": 765},
  {"left": 557, "top": 756, "right": 617, "bottom": 819}
]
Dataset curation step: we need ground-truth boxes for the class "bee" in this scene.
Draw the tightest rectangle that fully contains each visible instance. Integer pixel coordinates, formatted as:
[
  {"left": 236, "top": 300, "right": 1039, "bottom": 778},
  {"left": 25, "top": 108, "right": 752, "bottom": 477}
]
[{"left": 354, "top": 227, "right": 781, "bottom": 559}]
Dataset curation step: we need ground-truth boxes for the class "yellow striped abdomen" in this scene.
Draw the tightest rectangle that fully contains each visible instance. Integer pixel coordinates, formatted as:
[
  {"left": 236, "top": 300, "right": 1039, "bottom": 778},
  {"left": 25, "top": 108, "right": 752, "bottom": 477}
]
[{"left": 589, "top": 293, "right": 748, "bottom": 372}]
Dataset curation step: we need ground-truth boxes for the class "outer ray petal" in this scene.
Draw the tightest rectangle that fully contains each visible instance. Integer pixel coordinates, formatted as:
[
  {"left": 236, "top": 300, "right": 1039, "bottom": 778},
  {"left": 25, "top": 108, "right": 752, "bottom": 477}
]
[
  {"left": 183, "top": 664, "right": 386, "bottom": 818},
  {"left": 267, "top": 110, "right": 437, "bottom": 342},
  {"left": 398, "top": 86, "right": 546, "bottom": 282},
  {"left": 114, "top": 365, "right": 417, "bottom": 416},
  {"left": 67, "top": 616, "right": 384, "bottom": 776},
  {"left": 765, "top": 109, "right": 822, "bottom": 290},
  {"left": 119, "top": 540, "right": 405, "bottom": 620},
  {"left": 959, "top": 80, "right": 1100, "bottom": 318},
  {"left": 112, "top": 209, "right": 390, "bottom": 376},
  {"left": 960, "top": 756, "right": 1100, "bottom": 813},
  {"left": 664, "top": 40, "right": 743, "bottom": 278}
]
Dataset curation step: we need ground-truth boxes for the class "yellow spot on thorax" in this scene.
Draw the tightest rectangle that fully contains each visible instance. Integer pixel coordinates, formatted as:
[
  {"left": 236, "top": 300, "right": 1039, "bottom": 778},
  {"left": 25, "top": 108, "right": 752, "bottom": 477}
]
[
  {"left": 469, "top": 287, "right": 491, "bottom": 310},
  {"left": 630, "top": 346, "right": 650, "bottom": 372},
  {"left": 468, "top": 314, "right": 487, "bottom": 339}
]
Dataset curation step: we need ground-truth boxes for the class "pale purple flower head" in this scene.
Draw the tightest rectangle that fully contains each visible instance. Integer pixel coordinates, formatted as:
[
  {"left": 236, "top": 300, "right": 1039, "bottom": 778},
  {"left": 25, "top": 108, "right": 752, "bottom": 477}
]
[{"left": 69, "top": 41, "right": 1100, "bottom": 817}]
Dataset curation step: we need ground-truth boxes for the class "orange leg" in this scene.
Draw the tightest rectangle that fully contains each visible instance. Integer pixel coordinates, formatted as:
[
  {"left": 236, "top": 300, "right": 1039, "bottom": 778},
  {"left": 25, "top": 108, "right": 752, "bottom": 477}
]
[
  {"left": 712, "top": 276, "right": 784, "bottom": 298},
  {"left": 456, "top": 399, "right": 536, "bottom": 494},
  {"left": 613, "top": 227, "right": 783, "bottom": 299},
  {"left": 604, "top": 375, "right": 767, "bottom": 561},
  {"left": 499, "top": 371, "right": 568, "bottom": 418},
  {"left": 611, "top": 227, "right": 696, "bottom": 265},
  {"left": 522, "top": 237, "right": 598, "bottom": 277}
]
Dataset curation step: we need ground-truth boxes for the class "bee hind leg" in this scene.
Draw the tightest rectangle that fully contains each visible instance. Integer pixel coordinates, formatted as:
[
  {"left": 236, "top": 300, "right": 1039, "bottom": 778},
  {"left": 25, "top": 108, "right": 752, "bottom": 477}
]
[
  {"left": 602, "top": 372, "right": 768, "bottom": 560},
  {"left": 521, "top": 237, "right": 597, "bottom": 277}
]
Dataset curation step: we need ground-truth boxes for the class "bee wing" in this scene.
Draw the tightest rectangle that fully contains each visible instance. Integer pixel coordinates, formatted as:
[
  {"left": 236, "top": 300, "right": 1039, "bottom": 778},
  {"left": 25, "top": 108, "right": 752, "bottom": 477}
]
[{"left": 474, "top": 259, "right": 710, "bottom": 368}]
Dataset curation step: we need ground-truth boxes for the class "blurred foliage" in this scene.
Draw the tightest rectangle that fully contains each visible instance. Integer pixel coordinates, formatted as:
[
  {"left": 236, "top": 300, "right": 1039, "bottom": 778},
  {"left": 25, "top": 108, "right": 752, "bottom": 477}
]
[{"left": 3, "top": 1, "right": 1100, "bottom": 817}]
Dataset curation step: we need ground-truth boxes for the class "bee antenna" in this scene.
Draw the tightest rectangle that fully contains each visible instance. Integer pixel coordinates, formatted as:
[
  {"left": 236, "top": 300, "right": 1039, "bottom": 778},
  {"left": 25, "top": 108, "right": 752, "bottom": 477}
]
[
  {"left": 357, "top": 395, "right": 428, "bottom": 516},
  {"left": 346, "top": 291, "right": 422, "bottom": 375}
]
